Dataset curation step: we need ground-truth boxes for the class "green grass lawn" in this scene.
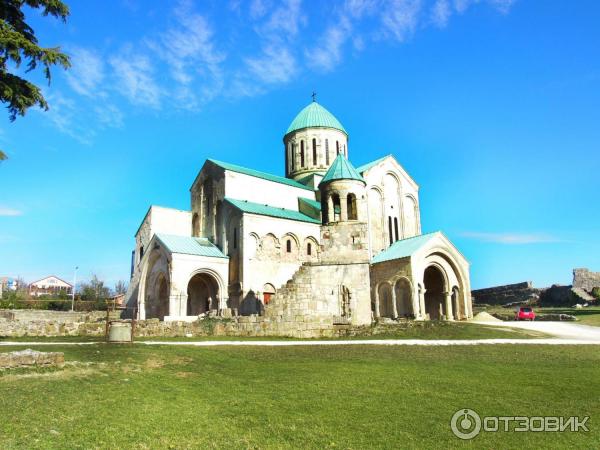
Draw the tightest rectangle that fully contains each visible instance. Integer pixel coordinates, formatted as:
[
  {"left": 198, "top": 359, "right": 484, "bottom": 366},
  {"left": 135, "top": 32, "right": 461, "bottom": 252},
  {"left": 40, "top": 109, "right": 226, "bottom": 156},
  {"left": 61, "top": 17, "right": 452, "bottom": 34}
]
[
  {"left": 1, "top": 343, "right": 598, "bottom": 449},
  {"left": 0, "top": 322, "right": 547, "bottom": 343}
]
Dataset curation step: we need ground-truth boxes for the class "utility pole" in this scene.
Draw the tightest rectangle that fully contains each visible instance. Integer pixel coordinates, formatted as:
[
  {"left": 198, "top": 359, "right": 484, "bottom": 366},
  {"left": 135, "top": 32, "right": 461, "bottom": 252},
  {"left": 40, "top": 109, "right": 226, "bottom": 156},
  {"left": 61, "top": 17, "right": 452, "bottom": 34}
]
[{"left": 71, "top": 266, "right": 78, "bottom": 312}]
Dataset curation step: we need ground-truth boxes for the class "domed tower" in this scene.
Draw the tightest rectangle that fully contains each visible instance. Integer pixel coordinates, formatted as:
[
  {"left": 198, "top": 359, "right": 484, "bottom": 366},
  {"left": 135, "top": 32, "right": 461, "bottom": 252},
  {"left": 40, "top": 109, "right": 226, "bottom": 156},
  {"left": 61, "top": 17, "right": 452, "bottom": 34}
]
[
  {"left": 284, "top": 99, "right": 348, "bottom": 184},
  {"left": 318, "top": 154, "right": 369, "bottom": 264}
]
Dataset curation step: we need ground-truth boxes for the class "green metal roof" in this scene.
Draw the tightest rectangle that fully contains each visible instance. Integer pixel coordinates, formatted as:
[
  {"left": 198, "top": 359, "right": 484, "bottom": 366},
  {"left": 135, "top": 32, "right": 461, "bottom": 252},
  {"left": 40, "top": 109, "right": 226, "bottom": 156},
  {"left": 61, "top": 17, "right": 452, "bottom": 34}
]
[
  {"left": 155, "top": 234, "right": 228, "bottom": 258},
  {"left": 208, "top": 159, "right": 313, "bottom": 191},
  {"left": 319, "top": 154, "right": 366, "bottom": 186},
  {"left": 371, "top": 232, "right": 440, "bottom": 264},
  {"left": 286, "top": 102, "right": 347, "bottom": 136},
  {"left": 224, "top": 198, "right": 321, "bottom": 224},
  {"left": 298, "top": 197, "right": 321, "bottom": 210},
  {"left": 356, "top": 154, "right": 392, "bottom": 174}
]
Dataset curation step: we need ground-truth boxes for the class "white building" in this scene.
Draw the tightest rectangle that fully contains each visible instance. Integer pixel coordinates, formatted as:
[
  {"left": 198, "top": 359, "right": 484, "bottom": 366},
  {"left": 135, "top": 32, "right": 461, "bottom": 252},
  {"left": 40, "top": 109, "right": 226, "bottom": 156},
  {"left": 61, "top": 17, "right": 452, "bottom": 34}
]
[
  {"left": 29, "top": 276, "right": 73, "bottom": 297},
  {"left": 126, "top": 100, "right": 473, "bottom": 327}
]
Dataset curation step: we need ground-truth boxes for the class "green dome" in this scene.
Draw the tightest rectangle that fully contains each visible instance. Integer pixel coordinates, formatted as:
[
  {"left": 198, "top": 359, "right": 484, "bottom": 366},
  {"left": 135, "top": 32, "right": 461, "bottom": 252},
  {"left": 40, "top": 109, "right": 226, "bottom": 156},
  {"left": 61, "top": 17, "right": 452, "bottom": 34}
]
[{"left": 286, "top": 102, "right": 347, "bottom": 136}]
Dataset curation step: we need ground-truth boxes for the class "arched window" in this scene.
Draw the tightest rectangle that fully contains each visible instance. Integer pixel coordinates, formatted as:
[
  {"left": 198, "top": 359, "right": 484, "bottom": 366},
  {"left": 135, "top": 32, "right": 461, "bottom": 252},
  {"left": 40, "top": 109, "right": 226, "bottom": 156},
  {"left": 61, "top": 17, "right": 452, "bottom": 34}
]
[
  {"left": 300, "top": 141, "right": 305, "bottom": 167},
  {"left": 388, "top": 216, "right": 393, "bottom": 246},
  {"left": 286, "top": 239, "right": 292, "bottom": 253},
  {"left": 307, "top": 243, "right": 312, "bottom": 256},
  {"left": 139, "top": 245, "right": 144, "bottom": 262},
  {"left": 336, "top": 141, "right": 340, "bottom": 155},
  {"left": 347, "top": 194, "right": 357, "bottom": 220},
  {"left": 192, "top": 213, "right": 199, "bottom": 237},
  {"left": 312, "top": 138, "right": 317, "bottom": 165},
  {"left": 291, "top": 143, "right": 296, "bottom": 171},
  {"left": 325, "top": 139, "right": 329, "bottom": 164},
  {"left": 394, "top": 217, "right": 399, "bottom": 241},
  {"left": 233, "top": 227, "right": 238, "bottom": 249},
  {"left": 332, "top": 194, "right": 341, "bottom": 222}
]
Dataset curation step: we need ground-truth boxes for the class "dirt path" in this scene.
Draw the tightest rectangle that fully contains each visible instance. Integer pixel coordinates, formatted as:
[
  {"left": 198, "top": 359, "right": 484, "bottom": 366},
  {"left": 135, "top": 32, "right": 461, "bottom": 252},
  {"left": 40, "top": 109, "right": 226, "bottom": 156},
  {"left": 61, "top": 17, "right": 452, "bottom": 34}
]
[{"left": 475, "top": 320, "right": 600, "bottom": 341}]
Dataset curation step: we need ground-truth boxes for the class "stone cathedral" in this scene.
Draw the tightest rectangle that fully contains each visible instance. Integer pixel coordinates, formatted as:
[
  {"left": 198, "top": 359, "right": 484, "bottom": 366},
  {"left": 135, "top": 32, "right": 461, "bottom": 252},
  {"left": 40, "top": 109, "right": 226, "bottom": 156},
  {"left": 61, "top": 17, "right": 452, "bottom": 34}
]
[{"left": 125, "top": 100, "right": 473, "bottom": 331}]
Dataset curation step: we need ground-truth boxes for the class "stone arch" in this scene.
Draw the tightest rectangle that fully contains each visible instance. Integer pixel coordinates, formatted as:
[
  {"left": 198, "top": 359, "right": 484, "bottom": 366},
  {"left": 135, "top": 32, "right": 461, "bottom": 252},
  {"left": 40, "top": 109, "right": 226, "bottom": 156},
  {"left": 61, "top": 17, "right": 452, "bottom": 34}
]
[
  {"left": 281, "top": 232, "right": 299, "bottom": 259},
  {"left": 331, "top": 192, "right": 341, "bottom": 222},
  {"left": 368, "top": 186, "right": 385, "bottom": 255},
  {"left": 247, "top": 232, "right": 260, "bottom": 259},
  {"left": 377, "top": 282, "right": 394, "bottom": 318},
  {"left": 383, "top": 173, "right": 401, "bottom": 245},
  {"left": 141, "top": 245, "right": 171, "bottom": 320},
  {"left": 258, "top": 233, "right": 280, "bottom": 259},
  {"left": 304, "top": 236, "right": 320, "bottom": 261},
  {"left": 403, "top": 194, "right": 418, "bottom": 238},
  {"left": 422, "top": 247, "right": 469, "bottom": 320},
  {"left": 394, "top": 277, "right": 413, "bottom": 318},
  {"left": 187, "top": 268, "right": 225, "bottom": 315},
  {"left": 347, "top": 193, "right": 358, "bottom": 220},
  {"left": 423, "top": 264, "right": 449, "bottom": 320},
  {"left": 262, "top": 283, "right": 276, "bottom": 305}
]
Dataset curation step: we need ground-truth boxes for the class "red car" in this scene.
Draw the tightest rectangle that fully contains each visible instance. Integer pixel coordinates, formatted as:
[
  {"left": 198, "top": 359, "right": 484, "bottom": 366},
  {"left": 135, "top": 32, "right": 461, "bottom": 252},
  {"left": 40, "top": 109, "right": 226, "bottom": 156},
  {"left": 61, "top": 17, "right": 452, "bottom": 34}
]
[{"left": 515, "top": 307, "right": 536, "bottom": 321}]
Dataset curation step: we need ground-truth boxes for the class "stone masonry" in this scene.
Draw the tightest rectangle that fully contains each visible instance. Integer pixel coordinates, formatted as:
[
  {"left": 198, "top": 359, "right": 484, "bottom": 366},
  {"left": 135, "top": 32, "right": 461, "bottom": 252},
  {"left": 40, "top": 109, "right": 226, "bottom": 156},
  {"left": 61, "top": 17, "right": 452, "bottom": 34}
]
[
  {"left": 573, "top": 268, "right": 600, "bottom": 292},
  {"left": 0, "top": 349, "right": 65, "bottom": 369},
  {"left": 471, "top": 281, "right": 540, "bottom": 306}
]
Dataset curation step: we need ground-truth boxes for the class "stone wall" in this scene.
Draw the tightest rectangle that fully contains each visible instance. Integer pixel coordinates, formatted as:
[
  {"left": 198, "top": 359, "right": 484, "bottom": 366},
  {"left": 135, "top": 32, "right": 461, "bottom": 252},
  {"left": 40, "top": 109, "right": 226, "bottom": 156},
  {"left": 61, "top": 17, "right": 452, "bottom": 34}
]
[
  {"left": 0, "top": 349, "right": 65, "bottom": 369},
  {"left": 0, "top": 308, "right": 338, "bottom": 339},
  {"left": 573, "top": 268, "right": 600, "bottom": 292},
  {"left": 471, "top": 282, "right": 540, "bottom": 306}
]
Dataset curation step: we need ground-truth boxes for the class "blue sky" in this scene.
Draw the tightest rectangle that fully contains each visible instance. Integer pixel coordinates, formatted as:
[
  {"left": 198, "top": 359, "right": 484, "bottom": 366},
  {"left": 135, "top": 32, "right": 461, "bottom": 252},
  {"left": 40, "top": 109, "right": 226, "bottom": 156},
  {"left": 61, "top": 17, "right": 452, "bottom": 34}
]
[{"left": 0, "top": 0, "right": 598, "bottom": 289}]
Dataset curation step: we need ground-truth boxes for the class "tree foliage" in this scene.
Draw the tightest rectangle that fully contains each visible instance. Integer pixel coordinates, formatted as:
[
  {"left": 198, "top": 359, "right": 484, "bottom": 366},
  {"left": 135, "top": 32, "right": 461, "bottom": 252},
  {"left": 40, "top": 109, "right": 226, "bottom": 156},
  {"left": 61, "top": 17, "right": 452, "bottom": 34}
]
[
  {"left": 80, "top": 274, "right": 111, "bottom": 301},
  {"left": 114, "top": 280, "right": 128, "bottom": 296},
  {"left": 0, "top": 0, "right": 71, "bottom": 161}
]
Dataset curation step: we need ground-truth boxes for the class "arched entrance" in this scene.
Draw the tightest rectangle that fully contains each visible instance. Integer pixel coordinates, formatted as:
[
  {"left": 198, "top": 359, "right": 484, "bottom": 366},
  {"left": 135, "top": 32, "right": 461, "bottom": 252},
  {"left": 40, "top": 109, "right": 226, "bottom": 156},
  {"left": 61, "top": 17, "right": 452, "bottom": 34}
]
[
  {"left": 187, "top": 272, "right": 220, "bottom": 315},
  {"left": 262, "top": 283, "right": 276, "bottom": 305},
  {"left": 146, "top": 272, "right": 170, "bottom": 320},
  {"left": 394, "top": 278, "right": 413, "bottom": 318},
  {"left": 378, "top": 283, "right": 393, "bottom": 318},
  {"left": 424, "top": 266, "right": 446, "bottom": 320}
]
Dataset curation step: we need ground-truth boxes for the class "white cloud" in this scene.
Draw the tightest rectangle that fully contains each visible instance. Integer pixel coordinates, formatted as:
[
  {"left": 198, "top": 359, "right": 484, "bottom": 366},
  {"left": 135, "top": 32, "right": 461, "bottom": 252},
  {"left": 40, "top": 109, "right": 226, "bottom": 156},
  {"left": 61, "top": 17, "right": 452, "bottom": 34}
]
[
  {"left": 249, "top": 0, "right": 270, "bottom": 19},
  {"left": 380, "top": 0, "right": 423, "bottom": 42},
  {"left": 94, "top": 104, "right": 124, "bottom": 129},
  {"left": 307, "top": 17, "right": 352, "bottom": 72},
  {"left": 149, "top": 0, "right": 225, "bottom": 110},
  {"left": 0, "top": 207, "right": 22, "bottom": 216},
  {"left": 109, "top": 53, "right": 161, "bottom": 109},
  {"left": 260, "top": 0, "right": 305, "bottom": 39},
  {"left": 460, "top": 232, "right": 561, "bottom": 244},
  {"left": 65, "top": 47, "right": 105, "bottom": 97},
  {"left": 42, "top": 92, "right": 96, "bottom": 145},
  {"left": 431, "top": 0, "right": 451, "bottom": 27},
  {"left": 50, "top": 0, "right": 517, "bottom": 140},
  {"left": 246, "top": 45, "right": 296, "bottom": 84}
]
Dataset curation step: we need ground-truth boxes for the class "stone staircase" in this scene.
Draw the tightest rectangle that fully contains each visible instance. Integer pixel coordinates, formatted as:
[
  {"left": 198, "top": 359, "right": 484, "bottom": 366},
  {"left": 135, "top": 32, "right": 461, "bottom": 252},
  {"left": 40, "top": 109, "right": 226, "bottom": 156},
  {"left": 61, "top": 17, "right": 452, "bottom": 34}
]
[{"left": 571, "top": 287, "right": 595, "bottom": 303}]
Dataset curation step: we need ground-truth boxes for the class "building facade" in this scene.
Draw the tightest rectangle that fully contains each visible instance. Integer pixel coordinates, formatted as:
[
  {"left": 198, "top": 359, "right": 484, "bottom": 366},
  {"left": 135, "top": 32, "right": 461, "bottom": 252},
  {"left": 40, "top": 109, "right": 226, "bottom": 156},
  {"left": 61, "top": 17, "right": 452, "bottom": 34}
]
[
  {"left": 126, "top": 100, "right": 473, "bottom": 326},
  {"left": 29, "top": 276, "right": 73, "bottom": 297}
]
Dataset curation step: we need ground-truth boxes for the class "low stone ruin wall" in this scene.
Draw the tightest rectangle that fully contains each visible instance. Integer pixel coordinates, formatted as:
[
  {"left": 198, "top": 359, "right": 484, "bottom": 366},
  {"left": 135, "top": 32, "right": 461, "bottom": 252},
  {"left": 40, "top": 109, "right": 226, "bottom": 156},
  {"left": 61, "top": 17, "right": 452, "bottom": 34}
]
[
  {"left": 0, "top": 309, "right": 339, "bottom": 338},
  {"left": 0, "top": 349, "right": 65, "bottom": 369},
  {"left": 471, "top": 282, "right": 540, "bottom": 306}
]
